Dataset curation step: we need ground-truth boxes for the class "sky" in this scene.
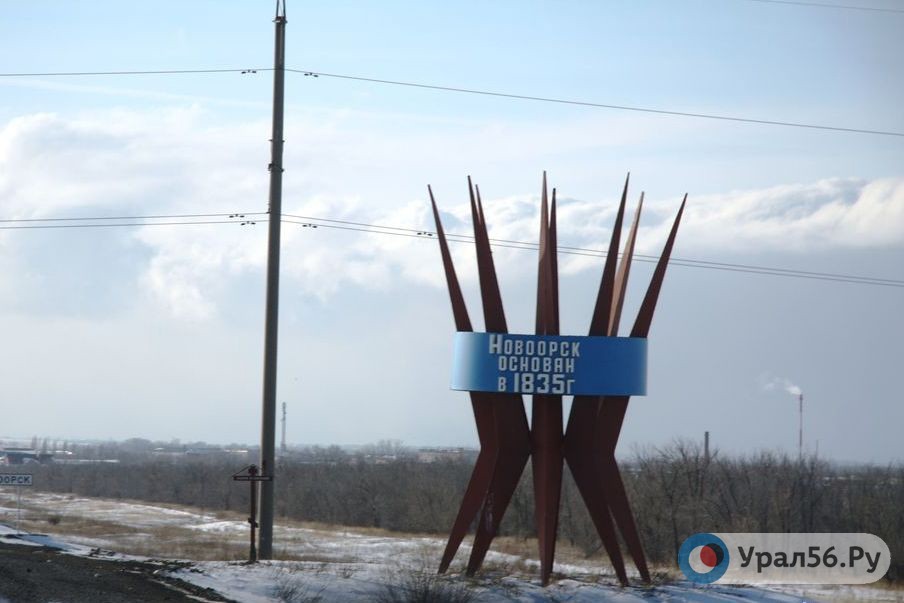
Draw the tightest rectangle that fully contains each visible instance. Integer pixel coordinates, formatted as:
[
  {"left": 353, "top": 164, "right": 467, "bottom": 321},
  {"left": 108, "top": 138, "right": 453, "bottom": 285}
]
[{"left": 1, "top": 1, "right": 902, "bottom": 463}]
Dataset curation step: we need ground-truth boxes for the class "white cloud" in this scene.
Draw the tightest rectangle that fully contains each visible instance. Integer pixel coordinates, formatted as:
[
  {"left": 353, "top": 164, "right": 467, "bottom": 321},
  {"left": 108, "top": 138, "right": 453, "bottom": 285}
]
[
  {"left": 678, "top": 178, "right": 904, "bottom": 252},
  {"left": 2, "top": 108, "right": 903, "bottom": 460},
  {"left": 141, "top": 242, "right": 221, "bottom": 320},
  {"left": 271, "top": 173, "right": 904, "bottom": 308},
  {"left": 2, "top": 108, "right": 903, "bottom": 322}
]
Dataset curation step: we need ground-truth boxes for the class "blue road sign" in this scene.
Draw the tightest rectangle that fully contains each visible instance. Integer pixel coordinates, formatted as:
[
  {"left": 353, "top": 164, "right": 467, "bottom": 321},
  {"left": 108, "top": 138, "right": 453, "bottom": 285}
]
[{"left": 450, "top": 332, "right": 647, "bottom": 396}]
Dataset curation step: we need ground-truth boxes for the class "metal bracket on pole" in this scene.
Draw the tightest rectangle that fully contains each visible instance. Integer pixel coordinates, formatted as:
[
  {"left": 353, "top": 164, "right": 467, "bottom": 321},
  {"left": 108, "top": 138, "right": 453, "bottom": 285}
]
[{"left": 233, "top": 464, "right": 273, "bottom": 563}]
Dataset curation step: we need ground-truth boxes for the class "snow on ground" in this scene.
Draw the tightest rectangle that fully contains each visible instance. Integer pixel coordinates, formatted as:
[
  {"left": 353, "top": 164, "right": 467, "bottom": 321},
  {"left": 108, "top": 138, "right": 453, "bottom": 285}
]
[
  {"left": 1, "top": 490, "right": 901, "bottom": 602},
  {"left": 172, "top": 560, "right": 828, "bottom": 603}
]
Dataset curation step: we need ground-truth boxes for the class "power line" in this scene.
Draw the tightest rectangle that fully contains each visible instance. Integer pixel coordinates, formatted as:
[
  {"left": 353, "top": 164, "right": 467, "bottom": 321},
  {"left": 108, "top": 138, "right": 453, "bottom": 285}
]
[
  {"left": 0, "top": 211, "right": 265, "bottom": 229},
  {"left": 1, "top": 210, "right": 900, "bottom": 288},
  {"left": 2, "top": 67, "right": 901, "bottom": 138},
  {"left": 280, "top": 216, "right": 904, "bottom": 288},
  {"left": 287, "top": 69, "right": 904, "bottom": 139},
  {"left": 0, "top": 211, "right": 266, "bottom": 223},
  {"left": 0, "top": 68, "right": 268, "bottom": 77},
  {"left": 0, "top": 219, "right": 253, "bottom": 230},
  {"left": 738, "top": 0, "right": 904, "bottom": 14},
  {"left": 279, "top": 212, "right": 904, "bottom": 285}
]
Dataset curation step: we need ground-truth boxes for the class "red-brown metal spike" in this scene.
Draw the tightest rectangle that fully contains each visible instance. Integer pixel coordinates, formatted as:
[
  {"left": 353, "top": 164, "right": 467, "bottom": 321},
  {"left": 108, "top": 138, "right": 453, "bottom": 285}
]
[
  {"left": 593, "top": 408, "right": 649, "bottom": 581},
  {"left": 564, "top": 178, "right": 631, "bottom": 585},
  {"left": 595, "top": 191, "right": 649, "bottom": 582},
  {"left": 588, "top": 173, "right": 629, "bottom": 335},
  {"left": 549, "top": 188, "right": 560, "bottom": 331},
  {"left": 534, "top": 176, "right": 551, "bottom": 333},
  {"left": 530, "top": 179, "right": 565, "bottom": 585},
  {"left": 594, "top": 196, "right": 687, "bottom": 582},
  {"left": 631, "top": 195, "right": 686, "bottom": 339},
  {"left": 475, "top": 183, "right": 488, "bottom": 235},
  {"left": 610, "top": 192, "right": 643, "bottom": 336},
  {"left": 437, "top": 406, "right": 496, "bottom": 573},
  {"left": 429, "top": 187, "right": 472, "bottom": 334},
  {"left": 469, "top": 179, "right": 507, "bottom": 333},
  {"left": 465, "top": 409, "right": 530, "bottom": 575},
  {"left": 563, "top": 424, "right": 629, "bottom": 584},
  {"left": 429, "top": 188, "right": 500, "bottom": 573},
  {"left": 465, "top": 181, "right": 532, "bottom": 576}
]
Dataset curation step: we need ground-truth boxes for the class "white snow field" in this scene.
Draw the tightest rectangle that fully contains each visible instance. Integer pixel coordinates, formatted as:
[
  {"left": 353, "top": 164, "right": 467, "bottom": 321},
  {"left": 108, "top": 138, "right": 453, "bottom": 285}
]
[{"left": 1, "top": 490, "right": 900, "bottom": 602}]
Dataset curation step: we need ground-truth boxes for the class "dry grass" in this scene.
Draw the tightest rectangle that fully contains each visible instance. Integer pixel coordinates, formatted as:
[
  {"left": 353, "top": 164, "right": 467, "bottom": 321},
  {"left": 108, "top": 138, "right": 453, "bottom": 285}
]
[
  {"left": 376, "top": 569, "right": 478, "bottom": 603},
  {"left": 3, "top": 492, "right": 654, "bottom": 585},
  {"left": 3, "top": 491, "right": 451, "bottom": 566},
  {"left": 19, "top": 512, "right": 144, "bottom": 540},
  {"left": 3, "top": 494, "right": 248, "bottom": 560}
]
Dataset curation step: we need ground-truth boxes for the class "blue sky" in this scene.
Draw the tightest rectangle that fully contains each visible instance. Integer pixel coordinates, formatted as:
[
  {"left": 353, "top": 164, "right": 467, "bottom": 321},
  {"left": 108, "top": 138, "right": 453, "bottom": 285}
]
[{"left": 1, "top": 1, "right": 902, "bottom": 462}]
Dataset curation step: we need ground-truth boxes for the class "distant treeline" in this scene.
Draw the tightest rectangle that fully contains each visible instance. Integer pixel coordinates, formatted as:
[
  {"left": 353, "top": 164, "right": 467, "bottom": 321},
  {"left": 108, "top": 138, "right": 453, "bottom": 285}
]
[{"left": 26, "top": 441, "right": 903, "bottom": 582}]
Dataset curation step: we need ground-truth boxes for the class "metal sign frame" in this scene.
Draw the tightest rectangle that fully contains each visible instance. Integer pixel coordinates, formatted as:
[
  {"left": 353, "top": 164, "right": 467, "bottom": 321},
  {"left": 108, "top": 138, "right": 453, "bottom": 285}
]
[
  {"left": 430, "top": 174, "right": 685, "bottom": 586},
  {"left": 1, "top": 473, "right": 33, "bottom": 535}
]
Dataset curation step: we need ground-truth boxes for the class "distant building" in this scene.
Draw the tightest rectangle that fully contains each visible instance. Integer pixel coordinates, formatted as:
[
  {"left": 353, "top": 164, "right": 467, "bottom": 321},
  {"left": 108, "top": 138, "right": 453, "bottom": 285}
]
[
  {"left": 1, "top": 447, "right": 53, "bottom": 465},
  {"left": 151, "top": 446, "right": 250, "bottom": 461},
  {"left": 415, "top": 447, "right": 474, "bottom": 463},
  {"left": 152, "top": 447, "right": 186, "bottom": 458}
]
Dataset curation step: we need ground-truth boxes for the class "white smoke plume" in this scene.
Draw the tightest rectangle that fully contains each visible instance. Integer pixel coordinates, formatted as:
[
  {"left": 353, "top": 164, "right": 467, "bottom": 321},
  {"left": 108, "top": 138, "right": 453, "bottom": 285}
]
[{"left": 764, "top": 376, "right": 802, "bottom": 397}]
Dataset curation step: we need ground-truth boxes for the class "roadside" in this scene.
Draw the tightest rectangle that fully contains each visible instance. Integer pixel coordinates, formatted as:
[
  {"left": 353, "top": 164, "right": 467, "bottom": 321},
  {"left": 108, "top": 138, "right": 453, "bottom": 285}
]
[
  {"left": 0, "top": 538, "right": 232, "bottom": 603},
  {"left": 2, "top": 491, "right": 902, "bottom": 602}
]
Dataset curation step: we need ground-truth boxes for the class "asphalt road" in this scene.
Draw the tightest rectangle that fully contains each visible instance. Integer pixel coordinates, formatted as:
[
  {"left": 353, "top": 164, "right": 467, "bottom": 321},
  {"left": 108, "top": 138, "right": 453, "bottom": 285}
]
[{"left": 0, "top": 541, "right": 233, "bottom": 603}]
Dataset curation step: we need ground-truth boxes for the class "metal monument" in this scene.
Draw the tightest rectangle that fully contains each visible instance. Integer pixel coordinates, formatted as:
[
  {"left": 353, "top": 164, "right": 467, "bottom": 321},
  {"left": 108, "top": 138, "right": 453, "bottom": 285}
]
[{"left": 430, "top": 174, "right": 685, "bottom": 585}]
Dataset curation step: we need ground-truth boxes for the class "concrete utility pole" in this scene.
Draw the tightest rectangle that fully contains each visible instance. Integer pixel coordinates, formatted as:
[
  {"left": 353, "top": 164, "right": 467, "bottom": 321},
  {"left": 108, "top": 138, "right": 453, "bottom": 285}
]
[
  {"left": 798, "top": 393, "right": 804, "bottom": 460},
  {"left": 259, "top": 0, "right": 287, "bottom": 560}
]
